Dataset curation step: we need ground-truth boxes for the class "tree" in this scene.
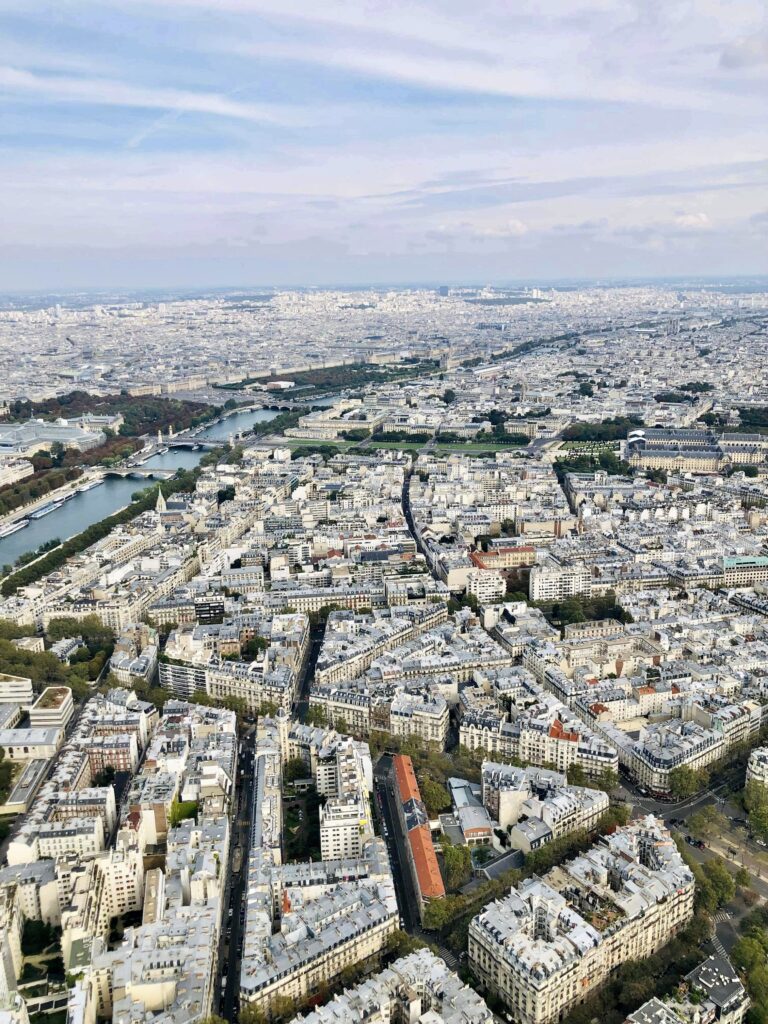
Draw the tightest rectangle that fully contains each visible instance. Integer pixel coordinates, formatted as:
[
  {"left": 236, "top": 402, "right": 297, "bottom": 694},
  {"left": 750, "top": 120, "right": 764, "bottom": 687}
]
[
  {"left": 594, "top": 768, "right": 618, "bottom": 792},
  {"left": 21, "top": 920, "right": 57, "bottom": 956},
  {"left": 688, "top": 804, "right": 727, "bottom": 837},
  {"left": 669, "top": 766, "right": 705, "bottom": 800},
  {"left": 744, "top": 779, "right": 768, "bottom": 841},
  {"left": 0, "top": 620, "right": 34, "bottom": 641},
  {"left": 559, "top": 597, "right": 586, "bottom": 625},
  {"left": 735, "top": 867, "right": 751, "bottom": 889},
  {"left": 168, "top": 799, "right": 198, "bottom": 827},
  {"left": 284, "top": 757, "right": 309, "bottom": 783},
  {"left": 46, "top": 614, "right": 113, "bottom": 645},
  {"left": 441, "top": 838, "right": 472, "bottom": 890},
  {"left": 702, "top": 857, "right": 736, "bottom": 908},
  {"left": 241, "top": 635, "right": 269, "bottom": 661},
  {"left": 50, "top": 441, "right": 66, "bottom": 466},
  {"left": 420, "top": 777, "right": 451, "bottom": 817},
  {"left": 385, "top": 929, "right": 426, "bottom": 957},
  {"left": 566, "top": 764, "right": 587, "bottom": 786},
  {"left": 732, "top": 935, "right": 766, "bottom": 975},
  {"left": 306, "top": 705, "right": 328, "bottom": 727},
  {"left": 422, "top": 895, "right": 461, "bottom": 931},
  {"left": 238, "top": 1007, "right": 267, "bottom": 1024},
  {"left": 271, "top": 995, "right": 297, "bottom": 1021}
]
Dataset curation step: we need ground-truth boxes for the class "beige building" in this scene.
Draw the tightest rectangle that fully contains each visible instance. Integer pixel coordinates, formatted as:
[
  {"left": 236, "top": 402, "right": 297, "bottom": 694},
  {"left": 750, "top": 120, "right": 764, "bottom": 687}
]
[
  {"left": 466, "top": 568, "right": 507, "bottom": 605},
  {"left": 0, "top": 674, "right": 33, "bottom": 707},
  {"left": 529, "top": 561, "right": 590, "bottom": 602},
  {"left": 469, "top": 818, "right": 694, "bottom": 1024},
  {"left": 745, "top": 746, "right": 768, "bottom": 788},
  {"left": 29, "top": 687, "right": 74, "bottom": 731}
]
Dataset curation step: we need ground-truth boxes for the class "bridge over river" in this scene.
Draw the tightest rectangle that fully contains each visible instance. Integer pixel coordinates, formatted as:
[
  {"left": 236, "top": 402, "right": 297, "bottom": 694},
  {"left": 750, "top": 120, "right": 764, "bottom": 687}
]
[{"left": 104, "top": 467, "right": 177, "bottom": 480}]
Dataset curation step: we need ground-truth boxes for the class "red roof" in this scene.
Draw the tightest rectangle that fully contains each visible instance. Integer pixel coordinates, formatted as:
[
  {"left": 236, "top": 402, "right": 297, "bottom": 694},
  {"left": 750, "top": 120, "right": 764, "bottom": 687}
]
[
  {"left": 393, "top": 754, "right": 421, "bottom": 804},
  {"left": 408, "top": 824, "right": 446, "bottom": 901},
  {"left": 392, "top": 755, "right": 445, "bottom": 902},
  {"left": 549, "top": 719, "right": 579, "bottom": 742}
]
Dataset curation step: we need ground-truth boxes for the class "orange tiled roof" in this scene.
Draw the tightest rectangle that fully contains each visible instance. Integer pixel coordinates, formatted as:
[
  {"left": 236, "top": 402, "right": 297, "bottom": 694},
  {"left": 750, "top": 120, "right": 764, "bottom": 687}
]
[
  {"left": 549, "top": 719, "right": 579, "bottom": 742},
  {"left": 408, "top": 824, "right": 446, "bottom": 901},
  {"left": 392, "top": 753, "right": 421, "bottom": 804}
]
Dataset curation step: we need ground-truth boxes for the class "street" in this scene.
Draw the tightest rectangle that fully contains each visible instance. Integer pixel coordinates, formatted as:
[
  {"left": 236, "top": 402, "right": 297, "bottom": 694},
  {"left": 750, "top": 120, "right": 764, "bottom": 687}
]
[
  {"left": 373, "top": 754, "right": 460, "bottom": 970},
  {"left": 292, "top": 625, "right": 325, "bottom": 723},
  {"left": 217, "top": 729, "right": 255, "bottom": 1021}
]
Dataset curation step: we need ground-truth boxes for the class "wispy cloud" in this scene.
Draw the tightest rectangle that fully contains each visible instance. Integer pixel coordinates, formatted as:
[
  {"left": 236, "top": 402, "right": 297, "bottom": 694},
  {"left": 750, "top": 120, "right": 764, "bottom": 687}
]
[
  {"left": 0, "top": 0, "right": 764, "bottom": 286},
  {"left": 0, "top": 66, "right": 304, "bottom": 125}
]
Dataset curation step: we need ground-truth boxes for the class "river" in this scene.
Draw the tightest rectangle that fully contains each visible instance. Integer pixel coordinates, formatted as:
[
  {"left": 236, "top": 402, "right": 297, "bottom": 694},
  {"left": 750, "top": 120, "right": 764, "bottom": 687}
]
[{"left": 0, "top": 406, "right": 280, "bottom": 569}]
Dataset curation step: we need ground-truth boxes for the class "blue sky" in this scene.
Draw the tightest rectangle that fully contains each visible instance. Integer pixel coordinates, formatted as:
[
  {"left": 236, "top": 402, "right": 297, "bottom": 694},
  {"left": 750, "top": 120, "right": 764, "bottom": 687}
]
[{"left": 0, "top": 0, "right": 766, "bottom": 289}]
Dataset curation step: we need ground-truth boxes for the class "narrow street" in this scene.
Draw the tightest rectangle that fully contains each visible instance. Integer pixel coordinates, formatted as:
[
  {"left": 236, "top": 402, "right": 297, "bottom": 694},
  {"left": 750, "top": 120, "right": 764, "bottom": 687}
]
[
  {"left": 373, "top": 755, "right": 460, "bottom": 970},
  {"left": 218, "top": 729, "right": 255, "bottom": 1021},
  {"left": 373, "top": 755, "right": 419, "bottom": 933},
  {"left": 293, "top": 624, "right": 325, "bottom": 723}
]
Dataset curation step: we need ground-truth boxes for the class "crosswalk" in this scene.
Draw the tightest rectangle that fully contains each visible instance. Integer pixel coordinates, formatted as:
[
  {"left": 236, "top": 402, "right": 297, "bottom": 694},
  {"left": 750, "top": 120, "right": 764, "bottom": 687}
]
[
  {"left": 438, "top": 946, "right": 459, "bottom": 969},
  {"left": 711, "top": 911, "right": 730, "bottom": 958}
]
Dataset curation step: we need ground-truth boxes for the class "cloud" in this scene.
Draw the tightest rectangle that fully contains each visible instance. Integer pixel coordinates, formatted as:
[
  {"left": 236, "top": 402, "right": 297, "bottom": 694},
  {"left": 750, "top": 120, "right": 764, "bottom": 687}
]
[
  {"left": 720, "top": 33, "right": 768, "bottom": 69},
  {"left": 472, "top": 219, "right": 529, "bottom": 239},
  {"left": 0, "top": 66, "right": 304, "bottom": 126},
  {"left": 0, "top": 0, "right": 765, "bottom": 286},
  {"left": 674, "top": 211, "right": 711, "bottom": 230}
]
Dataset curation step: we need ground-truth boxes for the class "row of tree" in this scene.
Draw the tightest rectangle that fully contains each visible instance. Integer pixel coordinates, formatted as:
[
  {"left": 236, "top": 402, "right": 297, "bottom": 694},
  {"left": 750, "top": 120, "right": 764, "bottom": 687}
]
[
  {"left": 0, "top": 465, "right": 82, "bottom": 517},
  {"left": 1, "top": 450, "right": 233, "bottom": 596}
]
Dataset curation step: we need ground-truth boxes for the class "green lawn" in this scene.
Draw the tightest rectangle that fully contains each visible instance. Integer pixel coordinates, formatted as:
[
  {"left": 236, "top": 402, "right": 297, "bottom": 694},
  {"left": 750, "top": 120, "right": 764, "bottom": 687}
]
[
  {"left": 368, "top": 441, "right": 427, "bottom": 452},
  {"left": 366, "top": 440, "right": 528, "bottom": 454},
  {"left": 285, "top": 437, "right": 529, "bottom": 456},
  {"left": 434, "top": 441, "right": 528, "bottom": 452}
]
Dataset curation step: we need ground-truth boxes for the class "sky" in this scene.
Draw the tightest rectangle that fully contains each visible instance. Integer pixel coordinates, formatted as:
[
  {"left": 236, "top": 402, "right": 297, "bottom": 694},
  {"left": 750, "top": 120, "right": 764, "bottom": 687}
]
[{"left": 0, "top": 0, "right": 766, "bottom": 289}]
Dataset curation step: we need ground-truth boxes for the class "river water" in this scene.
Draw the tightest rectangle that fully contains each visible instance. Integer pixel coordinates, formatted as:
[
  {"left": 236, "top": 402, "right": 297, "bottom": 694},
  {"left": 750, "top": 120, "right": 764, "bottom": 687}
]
[{"left": 0, "top": 407, "right": 279, "bottom": 569}]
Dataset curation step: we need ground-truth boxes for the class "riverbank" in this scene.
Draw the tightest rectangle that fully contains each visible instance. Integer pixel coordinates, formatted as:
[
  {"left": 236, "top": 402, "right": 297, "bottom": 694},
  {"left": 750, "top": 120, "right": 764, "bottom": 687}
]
[
  {"left": 0, "top": 472, "right": 100, "bottom": 531},
  {"left": 0, "top": 407, "right": 280, "bottom": 571},
  {"left": 0, "top": 447, "right": 239, "bottom": 596}
]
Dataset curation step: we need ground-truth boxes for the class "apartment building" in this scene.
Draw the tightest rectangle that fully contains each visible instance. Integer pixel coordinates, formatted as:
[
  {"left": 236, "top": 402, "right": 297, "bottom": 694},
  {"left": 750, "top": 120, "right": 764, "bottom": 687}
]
[
  {"left": 319, "top": 740, "right": 374, "bottom": 861},
  {"left": 626, "top": 955, "right": 749, "bottom": 1024},
  {"left": 469, "top": 817, "right": 695, "bottom": 1024},
  {"left": 239, "top": 715, "right": 397, "bottom": 1018},
  {"left": 481, "top": 761, "right": 608, "bottom": 850},
  {"left": 294, "top": 949, "right": 494, "bottom": 1024},
  {"left": 389, "top": 688, "right": 449, "bottom": 746},
  {"left": 466, "top": 568, "right": 507, "bottom": 605},
  {"left": 459, "top": 671, "right": 619, "bottom": 779},
  {"left": 745, "top": 746, "right": 768, "bottom": 788},
  {"left": 0, "top": 674, "right": 33, "bottom": 707},
  {"left": 529, "top": 561, "right": 591, "bottom": 601}
]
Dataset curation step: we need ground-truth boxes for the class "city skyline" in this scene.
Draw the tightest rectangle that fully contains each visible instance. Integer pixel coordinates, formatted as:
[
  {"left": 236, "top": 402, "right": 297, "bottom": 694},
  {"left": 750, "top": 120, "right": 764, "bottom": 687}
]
[{"left": 0, "top": 0, "right": 766, "bottom": 288}]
